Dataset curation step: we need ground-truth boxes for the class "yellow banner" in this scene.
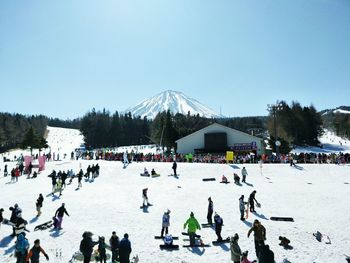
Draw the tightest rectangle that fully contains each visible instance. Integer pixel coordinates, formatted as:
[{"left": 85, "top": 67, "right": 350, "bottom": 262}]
[{"left": 226, "top": 151, "right": 234, "bottom": 161}]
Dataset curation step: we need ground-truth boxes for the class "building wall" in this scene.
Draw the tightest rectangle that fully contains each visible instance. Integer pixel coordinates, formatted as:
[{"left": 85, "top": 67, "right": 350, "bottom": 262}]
[{"left": 176, "top": 124, "right": 264, "bottom": 154}]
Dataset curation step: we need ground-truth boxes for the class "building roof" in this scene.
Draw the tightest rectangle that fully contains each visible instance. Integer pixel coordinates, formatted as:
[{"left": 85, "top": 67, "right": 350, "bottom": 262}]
[{"left": 175, "top": 122, "right": 263, "bottom": 143}]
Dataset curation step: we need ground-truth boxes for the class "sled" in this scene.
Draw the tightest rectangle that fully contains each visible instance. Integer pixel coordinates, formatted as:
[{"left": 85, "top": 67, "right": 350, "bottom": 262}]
[
  {"left": 270, "top": 217, "right": 294, "bottom": 222},
  {"left": 159, "top": 244, "right": 179, "bottom": 250}
]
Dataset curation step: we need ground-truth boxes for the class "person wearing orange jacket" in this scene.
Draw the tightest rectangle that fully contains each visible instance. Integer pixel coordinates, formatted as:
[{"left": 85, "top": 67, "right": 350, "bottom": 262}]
[{"left": 26, "top": 239, "right": 49, "bottom": 263}]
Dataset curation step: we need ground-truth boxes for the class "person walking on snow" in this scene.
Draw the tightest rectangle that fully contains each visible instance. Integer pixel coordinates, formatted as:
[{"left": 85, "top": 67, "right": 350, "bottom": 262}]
[
  {"left": 36, "top": 194, "right": 44, "bottom": 217},
  {"left": 26, "top": 239, "right": 49, "bottom": 263},
  {"left": 98, "top": 236, "right": 107, "bottom": 263},
  {"left": 172, "top": 161, "right": 177, "bottom": 176},
  {"left": 230, "top": 233, "right": 241, "bottom": 263},
  {"left": 239, "top": 195, "right": 246, "bottom": 221},
  {"left": 80, "top": 231, "right": 98, "bottom": 263},
  {"left": 249, "top": 191, "right": 259, "bottom": 212},
  {"left": 123, "top": 152, "right": 129, "bottom": 166},
  {"left": 119, "top": 233, "right": 132, "bottom": 263},
  {"left": 161, "top": 209, "right": 171, "bottom": 237},
  {"left": 142, "top": 188, "right": 150, "bottom": 207},
  {"left": 109, "top": 231, "right": 120, "bottom": 263},
  {"left": 207, "top": 197, "right": 213, "bottom": 225},
  {"left": 241, "top": 167, "right": 248, "bottom": 183},
  {"left": 78, "top": 169, "right": 83, "bottom": 188},
  {"left": 247, "top": 219, "right": 266, "bottom": 258},
  {"left": 213, "top": 212, "right": 223, "bottom": 242},
  {"left": 183, "top": 212, "right": 201, "bottom": 246},
  {"left": 15, "top": 233, "right": 29, "bottom": 263},
  {"left": 54, "top": 203, "right": 69, "bottom": 229}
]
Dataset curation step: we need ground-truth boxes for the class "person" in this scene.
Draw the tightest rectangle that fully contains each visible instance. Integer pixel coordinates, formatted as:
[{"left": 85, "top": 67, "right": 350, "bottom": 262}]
[
  {"left": 119, "top": 233, "right": 132, "bottom": 263},
  {"left": 36, "top": 194, "right": 44, "bottom": 217},
  {"left": 98, "top": 236, "right": 107, "bottom": 263},
  {"left": 241, "top": 167, "right": 248, "bottom": 183},
  {"left": 54, "top": 203, "right": 69, "bottom": 229},
  {"left": 221, "top": 175, "right": 228, "bottom": 183},
  {"left": 207, "top": 197, "right": 213, "bottom": 225},
  {"left": 15, "top": 166, "right": 20, "bottom": 182},
  {"left": 15, "top": 233, "right": 29, "bottom": 263},
  {"left": 11, "top": 168, "right": 16, "bottom": 183},
  {"left": 61, "top": 171, "right": 67, "bottom": 188},
  {"left": 247, "top": 219, "right": 266, "bottom": 258},
  {"left": 249, "top": 191, "right": 258, "bottom": 212},
  {"left": 183, "top": 212, "right": 201, "bottom": 246},
  {"left": 230, "top": 233, "right": 241, "bottom": 263},
  {"left": 51, "top": 174, "right": 57, "bottom": 195},
  {"left": 142, "top": 188, "right": 149, "bottom": 207},
  {"left": 151, "top": 168, "right": 157, "bottom": 176},
  {"left": 258, "top": 244, "right": 274, "bottom": 263},
  {"left": 161, "top": 209, "right": 170, "bottom": 237},
  {"left": 0, "top": 208, "right": 4, "bottom": 228},
  {"left": 80, "top": 231, "right": 98, "bottom": 263},
  {"left": 123, "top": 152, "right": 129, "bottom": 166},
  {"left": 56, "top": 177, "right": 63, "bottom": 196},
  {"left": 78, "top": 169, "right": 83, "bottom": 188},
  {"left": 10, "top": 203, "right": 22, "bottom": 236},
  {"left": 213, "top": 212, "right": 223, "bottom": 242},
  {"left": 241, "top": 251, "right": 257, "bottom": 263},
  {"left": 26, "top": 239, "right": 49, "bottom": 263},
  {"left": 279, "top": 236, "right": 290, "bottom": 248},
  {"left": 234, "top": 173, "right": 240, "bottom": 184},
  {"left": 4, "top": 164, "right": 8, "bottom": 176},
  {"left": 15, "top": 213, "right": 28, "bottom": 236},
  {"left": 239, "top": 195, "right": 246, "bottom": 221},
  {"left": 109, "top": 231, "right": 119, "bottom": 263},
  {"left": 143, "top": 168, "right": 149, "bottom": 176},
  {"left": 172, "top": 161, "right": 177, "bottom": 176}
]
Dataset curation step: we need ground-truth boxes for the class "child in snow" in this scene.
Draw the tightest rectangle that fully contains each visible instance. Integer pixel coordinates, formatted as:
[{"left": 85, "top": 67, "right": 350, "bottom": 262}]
[{"left": 26, "top": 239, "right": 49, "bottom": 263}]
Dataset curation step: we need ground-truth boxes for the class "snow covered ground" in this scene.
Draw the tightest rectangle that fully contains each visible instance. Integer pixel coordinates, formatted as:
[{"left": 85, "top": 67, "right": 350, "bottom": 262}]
[
  {"left": 292, "top": 129, "right": 350, "bottom": 154},
  {"left": 0, "top": 161, "right": 350, "bottom": 263}
]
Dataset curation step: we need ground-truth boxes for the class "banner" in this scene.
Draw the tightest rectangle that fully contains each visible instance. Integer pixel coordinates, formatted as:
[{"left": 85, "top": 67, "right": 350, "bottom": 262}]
[{"left": 226, "top": 151, "right": 234, "bottom": 161}]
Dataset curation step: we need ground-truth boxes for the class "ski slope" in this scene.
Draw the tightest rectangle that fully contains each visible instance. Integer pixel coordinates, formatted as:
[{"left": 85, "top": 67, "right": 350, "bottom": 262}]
[{"left": 0, "top": 160, "right": 350, "bottom": 263}]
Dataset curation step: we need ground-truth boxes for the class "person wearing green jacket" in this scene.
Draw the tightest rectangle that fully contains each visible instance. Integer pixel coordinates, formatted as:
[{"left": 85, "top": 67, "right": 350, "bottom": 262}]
[{"left": 183, "top": 212, "right": 201, "bottom": 246}]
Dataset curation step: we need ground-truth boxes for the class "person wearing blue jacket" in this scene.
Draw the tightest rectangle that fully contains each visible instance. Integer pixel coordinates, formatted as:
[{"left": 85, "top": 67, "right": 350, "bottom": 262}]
[{"left": 119, "top": 233, "right": 132, "bottom": 263}]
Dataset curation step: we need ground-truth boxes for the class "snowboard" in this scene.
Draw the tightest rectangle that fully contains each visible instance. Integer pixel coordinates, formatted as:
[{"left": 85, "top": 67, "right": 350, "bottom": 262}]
[
  {"left": 220, "top": 181, "right": 230, "bottom": 184},
  {"left": 140, "top": 173, "right": 150, "bottom": 177},
  {"left": 270, "top": 217, "right": 294, "bottom": 222},
  {"left": 183, "top": 244, "right": 210, "bottom": 248},
  {"left": 154, "top": 236, "right": 178, "bottom": 240},
  {"left": 202, "top": 178, "right": 216, "bottom": 182},
  {"left": 168, "top": 174, "right": 179, "bottom": 177},
  {"left": 34, "top": 220, "right": 53, "bottom": 231},
  {"left": 159, "top": 244, "right": 179, "bottom": 250},
  {"left": 212, "top": 237, "right": 230, "bottom": 245},
  {"left": 201, "top": 223, "right": 214, "bottom": 228},
  {"left": 151, "top": 173, "right": 160, "bottom": 178},
  {"left": 181, "top": 232, "right": 201, "bottom": 238}
]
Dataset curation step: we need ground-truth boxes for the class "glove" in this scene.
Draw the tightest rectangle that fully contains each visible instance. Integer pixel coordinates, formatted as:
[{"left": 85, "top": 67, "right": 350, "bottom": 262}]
[{"left": 45, "top": 254, "right": 49, "bottom": 260}]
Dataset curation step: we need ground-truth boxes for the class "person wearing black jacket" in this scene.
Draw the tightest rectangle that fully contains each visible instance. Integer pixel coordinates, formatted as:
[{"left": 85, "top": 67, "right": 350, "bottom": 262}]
[
  {"left": 109, "top": 231, "right": 119, "bottom": 263},
  {"left": 80, "top": 231, "right": 98, "bottom": 263},
  {"left": 51, "top": 175, "right": 57, "bottom": 195},
  {"left": 0, "top": 208, "right": 4, "bottom": 228},
  {"left": 15, "top": 213, "right": 28, "bottom": 236},
  {"left": 213, "top": 212, "right": 223, "bottom": 242},
  {"left": 54, "top": 203, "right": 69, "bottom": 229},
  {"left": 9, "top": 204, "right": 21, "bottom": 236},
  {"left": 249, "top": 191, "right": 258, "bottom": 212},
  {"left": 61, "top": 172, "right": 67, "bottom": 188},
  {"left": 78, "top": 169, "right": 83, "bottom": 188},
  {"left": 207, "top": 197, "right": 213, "bottom": 225},
  {"left": 119, "top": 233, "right": 132, "bottom": 263},
  {"left": 172, "top": 161, "right": 177, "bottom": 176},
  {"left": 36, "top": 194, "right": 44, "bottom": 217},
  {"left": 258, "top": 244, "right": 274, "bottom": 263}
]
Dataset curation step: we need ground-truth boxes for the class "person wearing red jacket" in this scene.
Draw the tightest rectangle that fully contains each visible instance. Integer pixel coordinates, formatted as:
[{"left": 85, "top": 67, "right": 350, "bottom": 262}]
[{"left": 26, "top": 239, "right": 49, "bottom": 263}]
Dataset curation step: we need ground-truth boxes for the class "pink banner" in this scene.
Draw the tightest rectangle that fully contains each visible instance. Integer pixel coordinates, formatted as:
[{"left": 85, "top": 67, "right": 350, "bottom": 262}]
[{"left": 38, "top": 156, "right": 46, "bottom": 171}]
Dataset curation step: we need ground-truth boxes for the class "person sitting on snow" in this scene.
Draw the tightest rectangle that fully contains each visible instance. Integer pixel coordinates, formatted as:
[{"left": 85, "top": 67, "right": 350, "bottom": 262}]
[
  {"left": 143, "top": 168, "right": 149, "bottom": 176},
  {"left": 234, "top": 173, "right": 240, "bottom": 184},
  {"left": 221, "top": 175, "right": 228, "bottom": 183},
  {"left": 151, "top": 169, "right": 157, "bottom": 176}
]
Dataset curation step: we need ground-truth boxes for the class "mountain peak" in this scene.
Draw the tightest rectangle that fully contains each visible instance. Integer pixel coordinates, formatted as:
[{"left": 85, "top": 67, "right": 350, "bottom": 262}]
[{"left": 125, "top": 90, "right": 223, "bottom": 119}]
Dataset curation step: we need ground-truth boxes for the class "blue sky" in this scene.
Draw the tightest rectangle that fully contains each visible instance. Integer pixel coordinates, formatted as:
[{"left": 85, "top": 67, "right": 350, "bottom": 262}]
[{"left": 0, "top": 0, "right": 349, "bottom": 119}]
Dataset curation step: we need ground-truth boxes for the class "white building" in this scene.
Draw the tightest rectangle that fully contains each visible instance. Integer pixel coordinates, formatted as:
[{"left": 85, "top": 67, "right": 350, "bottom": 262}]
[{"left": 175, "top": 123, "right": 264, "bottom": 155}]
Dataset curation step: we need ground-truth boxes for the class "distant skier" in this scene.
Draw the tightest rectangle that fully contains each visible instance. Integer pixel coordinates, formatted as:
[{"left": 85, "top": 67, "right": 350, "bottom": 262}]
[
  {"left": 0, "top": 208, "right": 4, "bottom": 228},
  {"left": 142, "top": 188, "right": 149, "bottom": 207},
  {"left": 230, "top": 233, "right": 241, "bottom": 263},
  {"left": 123, "top": 152, "right": 129, "bottom": 167},
  {"left": 207, "top": 197, "right": 213, "bottom": 225},
  {"left": 26, "top": 239, "right": 49, "bottom": 263},
  {"left": 80, "top": 231, "right": 98, "bottom": 263},
  {"left": 143, "top": 168, "right": 149, "bottom": 176},
  {"left": 183, "top": 212, "right": 201, "bottom": 246},
  {"left": 51, "top": 174, "right": 57, "bottom": 195},
  {"left": 213, "top": 212, "right": 223, "bottom": 242},
  {"left": 54, "top": 203, "right": 69, "bottom": 229},
  {"left": 248, "top": 191, "right": 259, "bottom": 212},
  {"left": 172, "top": 161, "right": 177, "bottom": 176},
  {"left": 36, "top": 194, "right": 44, "bottom": 217},
  {"left": 241, "top": 167, "right": 248, "bottom": 183},
  {"left": 3, "top": 164, "right": 8, "bottom": 176},
  {"left": 161, "top": 209, "right": 171, "bottom": 237},
  {"left": 119, "top": 233, "right": 132, "bottom": 263},
  {"left": 109, "top": 231, "right": 120, "bottom": 263},
  {"left": 247, "top": 219, "right": 266, "bottom": 257},
  {"left": 15, "top": 233, "right": 29, "bottom": 263},
  {"left": 221, "top": 175, "right": 228, "bottom": 183},
  {"left": 239, "top": 195, "right": 246, "bottom": 221}
]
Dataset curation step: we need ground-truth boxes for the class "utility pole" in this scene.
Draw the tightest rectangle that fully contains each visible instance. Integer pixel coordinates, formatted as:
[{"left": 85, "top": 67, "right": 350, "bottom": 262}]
[{"left": 267, "top": 102, "right": 283, "bottom": 161}]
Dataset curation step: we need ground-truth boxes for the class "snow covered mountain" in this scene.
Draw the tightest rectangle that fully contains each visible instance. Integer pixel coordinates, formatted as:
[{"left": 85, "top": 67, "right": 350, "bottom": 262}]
[{"left": 125, "top": 90, "right": 223, "bottom": 119}]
